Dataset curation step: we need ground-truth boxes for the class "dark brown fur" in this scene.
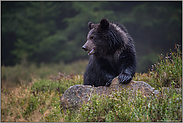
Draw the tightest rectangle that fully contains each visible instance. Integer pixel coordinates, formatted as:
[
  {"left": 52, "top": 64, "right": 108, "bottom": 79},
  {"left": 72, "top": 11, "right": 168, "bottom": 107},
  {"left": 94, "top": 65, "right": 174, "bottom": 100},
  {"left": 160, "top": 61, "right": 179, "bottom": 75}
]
[{"left": 82, "top": 19, "right": 137, "bottom": 87}]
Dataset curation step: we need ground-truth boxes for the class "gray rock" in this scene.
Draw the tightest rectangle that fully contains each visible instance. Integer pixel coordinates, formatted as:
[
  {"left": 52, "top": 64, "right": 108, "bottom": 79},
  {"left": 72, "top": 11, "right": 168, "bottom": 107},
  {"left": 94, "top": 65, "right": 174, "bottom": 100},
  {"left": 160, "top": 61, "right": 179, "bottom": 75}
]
[{"left": 60, "top": 76, "right": 160, "bottom": 110}]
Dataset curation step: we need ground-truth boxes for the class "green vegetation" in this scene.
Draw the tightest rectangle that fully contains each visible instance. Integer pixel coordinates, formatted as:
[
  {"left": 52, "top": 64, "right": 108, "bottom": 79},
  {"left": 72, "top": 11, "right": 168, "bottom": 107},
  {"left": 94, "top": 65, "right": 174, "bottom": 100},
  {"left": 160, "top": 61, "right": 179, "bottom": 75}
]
[
  {"left": 70, "top": 88, "right": 181, "bottom": 122},
  {"left": 2, "top": 1, "right": 182, "bottom": 72},
  {"left": 1, "top": 73, "right": 83, "bottom": 122},
  {"left": 2, "top": 1, "right": 182, "bottom": 121},
  {"left": 134, "top": 44, "right": 182, "bottom": 89},
  {"left": 149, "top": 44, "right": 182, "bottom": 88},
  {"left": 1, "top": 46, "right": 182, "bottom": 122},
  {"left": 1, "top": 60, "right": 88, "bottom": 90}
]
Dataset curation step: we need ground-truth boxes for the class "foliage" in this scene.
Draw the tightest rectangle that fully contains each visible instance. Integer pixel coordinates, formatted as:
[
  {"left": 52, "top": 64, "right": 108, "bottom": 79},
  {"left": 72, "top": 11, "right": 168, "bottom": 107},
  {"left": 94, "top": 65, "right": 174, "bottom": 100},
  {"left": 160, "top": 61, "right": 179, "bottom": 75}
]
[
  {"left": 66, "top": 88, "right": 181, "bottom": 122},
  {"left": 2, "top": 1, "right": 182, "bottom": 73},
  {"left": 149, "top": 44, "right": 182, "bottom": 89},
  {"left": 1, "top": 60, "right": 87, "bottom": 90},
  {"left": 1, "top": 83, "right": 62, "bottom": 122},
  {"left": 31, "top": 73, "right": 83, "bottom": 94},
  {"left": 1, "top": 74, "right": 82, "bottom": 122},
  {"left": 1, "top": 45, "right": 182, "bottom": 122},
  {"left": 134, "top": 44, "right": 182, "bottom": 89}
]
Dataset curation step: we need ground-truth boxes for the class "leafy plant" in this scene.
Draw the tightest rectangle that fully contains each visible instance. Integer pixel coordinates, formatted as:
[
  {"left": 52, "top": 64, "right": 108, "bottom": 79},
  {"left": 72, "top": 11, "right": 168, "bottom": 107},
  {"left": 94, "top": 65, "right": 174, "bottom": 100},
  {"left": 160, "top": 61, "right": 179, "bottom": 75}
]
[
  {"left": 148, "top": 44, "right": 182, "bottom": 88},
  {"left": 63, "top": 86, "right": 181, "bottom": 122}
]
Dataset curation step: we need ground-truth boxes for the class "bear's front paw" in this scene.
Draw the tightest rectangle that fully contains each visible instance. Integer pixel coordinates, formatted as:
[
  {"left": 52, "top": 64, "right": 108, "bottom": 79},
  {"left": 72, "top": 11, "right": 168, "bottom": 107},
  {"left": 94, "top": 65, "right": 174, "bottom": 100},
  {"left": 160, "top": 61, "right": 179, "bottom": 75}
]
[{"left": 118, "top": 74, "right": 132, "bottom": 84}]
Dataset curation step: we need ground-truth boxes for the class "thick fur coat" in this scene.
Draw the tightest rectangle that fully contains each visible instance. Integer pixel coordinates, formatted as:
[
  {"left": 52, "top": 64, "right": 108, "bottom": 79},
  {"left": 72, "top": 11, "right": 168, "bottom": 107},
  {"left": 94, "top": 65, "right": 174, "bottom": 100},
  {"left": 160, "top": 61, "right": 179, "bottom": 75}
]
[{"left": 82, "top": 19, "right": 137, "bottom": 87}]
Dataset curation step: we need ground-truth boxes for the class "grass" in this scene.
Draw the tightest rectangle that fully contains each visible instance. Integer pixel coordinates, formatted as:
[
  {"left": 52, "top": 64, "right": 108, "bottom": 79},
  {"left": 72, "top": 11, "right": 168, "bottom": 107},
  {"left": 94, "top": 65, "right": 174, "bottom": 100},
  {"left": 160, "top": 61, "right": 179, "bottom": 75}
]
[
  {"left": 1, "top": 74, "right": 83, "bottom": 122},
  {"left": 134, "top": 44, "right": 182, "bottom": 89},
  {"left": 71, "top": 88, "right": 181, "bottom": 122},
  {"left": 1, "top": 60, "right": 88, "bottom": 91},
  {"left": 1, "top": 44, "right": 182, "bottom": 122}
]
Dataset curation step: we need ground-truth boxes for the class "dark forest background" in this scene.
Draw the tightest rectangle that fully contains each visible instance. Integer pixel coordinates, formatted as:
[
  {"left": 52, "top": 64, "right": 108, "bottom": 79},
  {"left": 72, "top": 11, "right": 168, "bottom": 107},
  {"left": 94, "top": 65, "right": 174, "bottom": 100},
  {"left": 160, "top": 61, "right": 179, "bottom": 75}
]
[{"left": 2, "top": 1, "right": 182, "bottom": 73}]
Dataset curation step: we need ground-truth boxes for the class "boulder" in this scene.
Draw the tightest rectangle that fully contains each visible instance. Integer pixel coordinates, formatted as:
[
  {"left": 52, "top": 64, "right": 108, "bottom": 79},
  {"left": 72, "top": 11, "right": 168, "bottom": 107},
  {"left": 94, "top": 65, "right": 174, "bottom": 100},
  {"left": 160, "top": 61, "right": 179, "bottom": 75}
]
[{"left": 60, "top": 76, "right": 160, "bottom": 110}]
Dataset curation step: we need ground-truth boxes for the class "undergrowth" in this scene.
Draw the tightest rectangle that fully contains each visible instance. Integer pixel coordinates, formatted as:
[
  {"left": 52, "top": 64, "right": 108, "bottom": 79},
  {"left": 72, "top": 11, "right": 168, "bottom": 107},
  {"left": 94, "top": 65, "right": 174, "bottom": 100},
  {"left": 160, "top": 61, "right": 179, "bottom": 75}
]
[
  {"left": 1, "top": 60, "right": 88, "bottom": 90},
  {"left": 68, "top": 88, "right": 181, "bottom": 122},
  {"left": 1, "top": 74, "right": 83, "bottom": 122},
  {"left": 1, "top": 44, "right": 182, "bottom": 122},
  {"left": 134, "top": 44, "right": 182, "bottom": 89}
]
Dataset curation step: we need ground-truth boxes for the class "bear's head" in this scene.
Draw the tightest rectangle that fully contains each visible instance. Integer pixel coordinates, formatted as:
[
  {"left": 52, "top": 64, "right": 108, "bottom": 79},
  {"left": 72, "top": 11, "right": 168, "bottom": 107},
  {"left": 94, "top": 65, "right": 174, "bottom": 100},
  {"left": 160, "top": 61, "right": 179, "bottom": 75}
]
[{"left": 82, "top": 18, "right": 124, "bottom": 57}]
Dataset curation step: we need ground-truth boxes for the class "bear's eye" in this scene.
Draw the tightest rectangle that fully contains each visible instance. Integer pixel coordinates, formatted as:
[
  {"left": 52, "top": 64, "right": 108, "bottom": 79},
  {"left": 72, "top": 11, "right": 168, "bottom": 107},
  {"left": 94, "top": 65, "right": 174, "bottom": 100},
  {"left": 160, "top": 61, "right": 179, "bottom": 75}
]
[{"left": 90, "top": 36, "right": 94, "bottom": 39}]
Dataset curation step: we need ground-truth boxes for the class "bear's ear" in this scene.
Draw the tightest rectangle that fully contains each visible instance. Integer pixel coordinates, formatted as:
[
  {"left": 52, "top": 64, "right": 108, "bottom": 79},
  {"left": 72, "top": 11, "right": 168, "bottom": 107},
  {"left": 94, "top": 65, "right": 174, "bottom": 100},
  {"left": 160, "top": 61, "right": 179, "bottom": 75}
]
[
  {"left": 100, "top": 18, "right": 109, "bottom": 30},
  {"left": 88, "top": 22, "right": 94, "bottom": 29}
]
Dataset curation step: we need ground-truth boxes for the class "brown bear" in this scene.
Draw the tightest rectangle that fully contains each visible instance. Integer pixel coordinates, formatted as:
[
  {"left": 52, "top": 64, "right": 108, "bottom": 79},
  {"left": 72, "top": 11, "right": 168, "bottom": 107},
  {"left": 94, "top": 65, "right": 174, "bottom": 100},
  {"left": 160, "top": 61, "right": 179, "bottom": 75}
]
[{"left": 82, "top": 18, "right": 137, "bottom": 87}]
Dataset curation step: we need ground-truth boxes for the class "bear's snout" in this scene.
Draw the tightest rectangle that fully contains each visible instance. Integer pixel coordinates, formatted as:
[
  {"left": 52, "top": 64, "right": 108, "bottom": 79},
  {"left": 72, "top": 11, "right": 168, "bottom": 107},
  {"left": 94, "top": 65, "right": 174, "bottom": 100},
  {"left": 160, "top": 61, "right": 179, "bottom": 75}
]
[
  {"left": 82, "top": 41, "right": 95, "bottom": 55},
  {"left": 82, "top": 40, "right": 94, "bottom": 52}
]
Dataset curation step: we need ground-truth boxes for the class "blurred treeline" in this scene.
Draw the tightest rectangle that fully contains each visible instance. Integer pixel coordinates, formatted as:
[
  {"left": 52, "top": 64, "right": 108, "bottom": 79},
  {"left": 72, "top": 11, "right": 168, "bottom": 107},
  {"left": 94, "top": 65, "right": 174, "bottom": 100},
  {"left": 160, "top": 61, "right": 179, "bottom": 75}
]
[{"left": 2, "top": 1, "right": 182, "bottom": 73}]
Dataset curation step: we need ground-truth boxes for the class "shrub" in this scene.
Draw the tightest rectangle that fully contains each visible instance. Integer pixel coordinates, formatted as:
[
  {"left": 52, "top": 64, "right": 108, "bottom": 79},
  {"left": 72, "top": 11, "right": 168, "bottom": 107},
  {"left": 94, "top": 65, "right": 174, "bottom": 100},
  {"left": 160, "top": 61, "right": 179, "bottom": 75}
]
[
  {"left": 63, "top": 87, "right": 181, "bottom": 122},
  {"left": 149, "top": 44, "right": 182, "bottom": 89},
  {"left": 1, "top": 74, "right": 83, "bottom": 122}
]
